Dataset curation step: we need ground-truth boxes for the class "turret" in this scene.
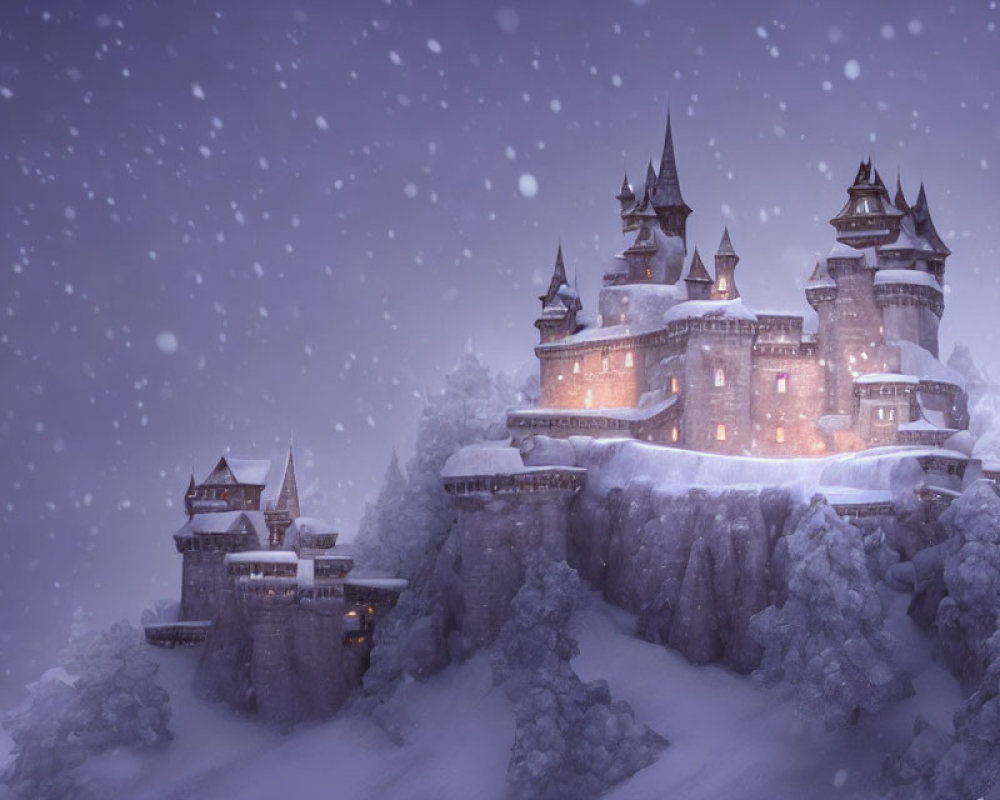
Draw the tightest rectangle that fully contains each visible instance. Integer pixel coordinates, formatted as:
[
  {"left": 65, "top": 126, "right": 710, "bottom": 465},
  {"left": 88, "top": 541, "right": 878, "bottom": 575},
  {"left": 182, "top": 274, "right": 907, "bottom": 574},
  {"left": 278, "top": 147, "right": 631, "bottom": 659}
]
[
  {"left": 830, "top": 158, "right": 904, "bottom": 248},
  {"left": 683, "top": 247, "right": 713, "bottom": 300},
  {"left": 265, "top": 445, "right": 300, "bottom": 548},
  {"left": 651, "top": 112, "right": 692, "bottom": 248},
  {"left": 184, "top": 473, "right": 196, "bottom": 519},
  {"left": 710, "top": 228, "right": 740, "bottom": 300},
  {"left": 615, "top": 171, "right": 636, "bottom": 234},
  {"left": 534, "top": 245, "right": 581, "bottom": 343}
]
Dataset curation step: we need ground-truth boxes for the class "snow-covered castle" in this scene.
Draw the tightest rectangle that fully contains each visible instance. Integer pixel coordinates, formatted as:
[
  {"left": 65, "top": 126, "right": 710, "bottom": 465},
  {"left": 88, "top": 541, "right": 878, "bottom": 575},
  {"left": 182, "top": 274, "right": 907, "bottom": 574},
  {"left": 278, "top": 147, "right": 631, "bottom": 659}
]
[
  {"left": 508, "top": 115, "right": 968, "bottom": 456},
  {"left": 146, "top": 448, "right": 404, "bottom": 725}
]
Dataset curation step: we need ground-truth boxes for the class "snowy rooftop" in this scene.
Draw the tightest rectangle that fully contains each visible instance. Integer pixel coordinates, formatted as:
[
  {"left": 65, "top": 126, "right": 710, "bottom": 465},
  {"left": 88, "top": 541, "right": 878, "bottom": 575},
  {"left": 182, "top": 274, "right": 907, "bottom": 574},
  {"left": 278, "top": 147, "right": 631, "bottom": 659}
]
[
  {"left": 853, "top": 372, "right": 920, "bottom": 385},
  {"left": 441, "top": 441, "right": 586, "bottom": 478},
  {"left": 344, "top": 577, "right": 409, "bottom": 591},
  {"left": 874, "top": 269, "right": 942, "bottom": 291},
  {"left": 175, "top": 510, "right": 266, "bottom": 537},
  {"left": 292, "top": 516, "right": 337, "bottom": 535},
  {"left": 225, "top": 550, "right": 298, "bottom": 564},
  {"left": 663, "top": 298, "right": 757, "bottom": 324},
  {"left": 215, "top": 458, "right": 271, "bottom": 486},
  {"left": 512, "top": 396, "right": 678, "bottom": 423}
]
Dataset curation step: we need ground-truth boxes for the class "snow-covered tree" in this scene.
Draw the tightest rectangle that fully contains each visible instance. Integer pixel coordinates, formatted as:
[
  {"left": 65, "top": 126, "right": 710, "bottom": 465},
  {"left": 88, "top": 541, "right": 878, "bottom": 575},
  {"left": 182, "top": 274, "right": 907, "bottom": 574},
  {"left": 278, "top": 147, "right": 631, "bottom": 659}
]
[
  {"left": 2, "top": 622, "right": 172, "bottom": 800},
  {"left": 749, "top": 496, "right": 909, "bottom": 728},
  {"left": 493, "top": 558, "right": 665, "bottom": 800},
  {"left": 935, "top": 479, "right": 1000, "bottom": 684}
]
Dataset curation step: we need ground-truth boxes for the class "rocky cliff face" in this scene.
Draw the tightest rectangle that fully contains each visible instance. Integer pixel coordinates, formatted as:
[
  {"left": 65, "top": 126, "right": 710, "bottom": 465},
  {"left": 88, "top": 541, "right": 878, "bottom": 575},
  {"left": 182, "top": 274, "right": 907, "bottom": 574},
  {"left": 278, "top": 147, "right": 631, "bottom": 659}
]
[{"left": 569, "top": 480, "right": 795, "bottom": 672}]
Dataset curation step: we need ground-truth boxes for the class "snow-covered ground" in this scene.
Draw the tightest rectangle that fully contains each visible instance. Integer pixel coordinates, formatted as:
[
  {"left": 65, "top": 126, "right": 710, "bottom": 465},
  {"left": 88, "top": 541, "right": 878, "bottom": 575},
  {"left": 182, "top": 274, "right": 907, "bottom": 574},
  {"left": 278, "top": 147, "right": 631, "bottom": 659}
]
[{"left": 15, "top": 589, "right": 963, "bottom": 800}]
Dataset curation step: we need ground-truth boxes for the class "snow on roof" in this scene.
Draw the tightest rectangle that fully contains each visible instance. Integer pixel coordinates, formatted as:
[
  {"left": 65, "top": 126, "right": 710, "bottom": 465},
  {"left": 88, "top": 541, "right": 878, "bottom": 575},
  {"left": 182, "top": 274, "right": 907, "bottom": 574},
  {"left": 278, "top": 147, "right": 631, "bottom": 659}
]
[
  {"left": 441, "top": 442, "right": 526, "bottom": 478},
  {"left": 898, "top": 418, "right": 955, "bottom": 432},
  {"left": 853, "top": 372, "right": 920, "bottom": 385},
  {"left": 663, "top": 298, "right": 758, "bottom": 324},
  {"left": 176, "top": 510, "right": 266, "bottom": 537},
  {"left": 828, "top": 242, "right": 878, "bottom": 266},
  {"left": 293, "top": 516, "right": 337, "bottom": 535},
  {"left": 224, "top": 458, "right": 271, "bottom": 485},
  {"left": 539, "top": 319, "right": 664, "bottom": 349},
  {"left": 874, "top": 269, "right": 942, "bottom": 291},
  {"left": 879, "top": 215, "right": 936, "bottom": 253},
  {"left": 225, "top": 550, "right": 298, "bottom": 564}
]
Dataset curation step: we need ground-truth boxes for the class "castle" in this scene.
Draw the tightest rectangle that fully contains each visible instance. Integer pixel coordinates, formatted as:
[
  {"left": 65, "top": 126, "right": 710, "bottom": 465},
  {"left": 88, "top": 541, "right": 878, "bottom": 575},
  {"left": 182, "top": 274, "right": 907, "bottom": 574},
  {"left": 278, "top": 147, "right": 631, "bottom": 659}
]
[
  {"left": 145, "top": 448, "right": 405, "bottom": 725},
  {"left": 508, "top": 115, "right": 968, "bottom": 456}
]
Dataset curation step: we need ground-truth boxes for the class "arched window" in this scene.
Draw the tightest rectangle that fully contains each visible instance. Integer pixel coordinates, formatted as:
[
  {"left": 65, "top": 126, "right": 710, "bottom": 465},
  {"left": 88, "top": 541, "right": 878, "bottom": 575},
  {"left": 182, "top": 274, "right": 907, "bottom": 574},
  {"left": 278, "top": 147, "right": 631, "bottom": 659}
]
[
  {"left": 573, "top": 361, "right": 581, "bottom": 374},
  {"left": 584, "top": 389, "right": 593, "bottom": 409},
  {"left": 671, "top": 426, "right": 679, "bottom": 443},
  {"left": 624, "top": 351, "right": 634, "bottom": 368},
  {"left": 717, "top": 276, "right": 728, "bottom": 292},
  {"left": 716, "top": 424, "right": 726, "bottom": 441},
  {"left": 714, "top": 368, "right": 726, "bottom": 388},
  {"left": 776, "top": 373, "right": 788, "bottom": 394}
]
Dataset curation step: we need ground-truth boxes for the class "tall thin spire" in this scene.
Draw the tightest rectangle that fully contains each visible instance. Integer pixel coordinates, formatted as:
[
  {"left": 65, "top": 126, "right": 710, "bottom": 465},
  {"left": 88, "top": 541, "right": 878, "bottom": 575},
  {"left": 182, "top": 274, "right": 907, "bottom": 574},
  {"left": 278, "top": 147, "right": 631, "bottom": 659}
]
[
  {"left": 276, "top": 444, "right": 300, "bottom": 520},
  {"left": 716, "top": 227, "right": 736, "bottom": 257},
  {"left": 652, "top": 111, "right": 688, "bottom": 210},
  {"left": 539, "top": 244, "right": 568, "bottom": 305},
  {"left": 894, "top": 169, "right": 908, "bottom": 212}
]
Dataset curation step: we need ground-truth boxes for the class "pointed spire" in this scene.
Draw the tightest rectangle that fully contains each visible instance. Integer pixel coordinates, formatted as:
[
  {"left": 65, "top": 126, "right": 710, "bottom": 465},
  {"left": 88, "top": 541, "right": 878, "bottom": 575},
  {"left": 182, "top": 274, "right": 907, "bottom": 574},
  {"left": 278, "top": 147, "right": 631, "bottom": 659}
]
[
  {"left": 275, "top": 444, "right": 301, "bottom": 520},
  {"left": 873, "top": 168, "right": 886, "bottom": 190},
  {"left": 716, "top": 227, "right": 736, "bottom": 257},
  {"left": 684, "top": 248, "right": 712, "bottom": 283},
  {"left": 894, "top": 170, "right": 908, "bottom": 212},
  {"left": 615, "top": 171, "right": 634, "bottom": 202},
  {"left": 652, "top": 111, "right": 689, "bottom": 211},
  {"left": 851, "top": 159, "right": 871, "bottom": 187},
  {"left": 539, "top": 244, "right": 569, "bottom": 305}
]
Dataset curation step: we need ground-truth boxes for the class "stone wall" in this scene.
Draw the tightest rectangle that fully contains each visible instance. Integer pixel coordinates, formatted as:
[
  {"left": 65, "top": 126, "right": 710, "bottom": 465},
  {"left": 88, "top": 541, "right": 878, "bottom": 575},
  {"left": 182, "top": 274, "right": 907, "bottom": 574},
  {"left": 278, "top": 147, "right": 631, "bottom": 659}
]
[
  {"left": 681, "top": 327, "right": 754, "bottom": 453},
  {"left": 751, "top": 349, "right": 826, "bottom": 456}
]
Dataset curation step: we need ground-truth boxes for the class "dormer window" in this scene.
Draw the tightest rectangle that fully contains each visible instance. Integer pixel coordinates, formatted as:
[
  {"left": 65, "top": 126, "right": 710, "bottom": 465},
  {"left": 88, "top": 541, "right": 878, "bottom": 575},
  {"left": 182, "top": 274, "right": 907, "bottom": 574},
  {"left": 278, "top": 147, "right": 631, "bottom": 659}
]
[{"left": 714, "top": 368, "right": 726, "bottom": 388}]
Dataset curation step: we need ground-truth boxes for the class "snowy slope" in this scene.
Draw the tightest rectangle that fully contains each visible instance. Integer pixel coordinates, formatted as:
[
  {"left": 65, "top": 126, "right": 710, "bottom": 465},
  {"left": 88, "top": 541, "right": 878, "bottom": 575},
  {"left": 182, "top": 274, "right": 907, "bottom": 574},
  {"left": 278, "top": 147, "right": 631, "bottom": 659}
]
[{"left": 24, "top": 590, "right": 963, "bottom": 800}]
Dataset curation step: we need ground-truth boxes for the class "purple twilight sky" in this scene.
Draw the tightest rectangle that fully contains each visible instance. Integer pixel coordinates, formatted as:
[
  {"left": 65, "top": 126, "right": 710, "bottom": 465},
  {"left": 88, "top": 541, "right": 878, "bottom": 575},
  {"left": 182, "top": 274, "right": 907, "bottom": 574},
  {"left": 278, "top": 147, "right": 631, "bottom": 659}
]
[{"left": 1, "top": 0, "right": 998, "bottom": 698}]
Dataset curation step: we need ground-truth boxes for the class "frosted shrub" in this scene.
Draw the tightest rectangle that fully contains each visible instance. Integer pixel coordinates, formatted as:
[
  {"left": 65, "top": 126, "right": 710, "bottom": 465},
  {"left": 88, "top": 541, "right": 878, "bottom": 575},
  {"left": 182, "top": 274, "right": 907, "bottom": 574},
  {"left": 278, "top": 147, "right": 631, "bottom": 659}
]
[
  {"left": 2, "top": 622, "right": 172, "bottom": 800},
  {"left": 750, "top": 496, "right": 909, "bottom": 728}
]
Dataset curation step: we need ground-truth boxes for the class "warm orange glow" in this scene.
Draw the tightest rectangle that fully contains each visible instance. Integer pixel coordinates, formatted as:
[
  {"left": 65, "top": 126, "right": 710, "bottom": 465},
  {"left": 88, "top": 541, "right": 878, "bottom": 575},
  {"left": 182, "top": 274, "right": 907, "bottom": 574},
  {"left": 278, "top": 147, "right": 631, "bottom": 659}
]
[
  {"left": 714, "top": 368, "right": 725, "bottom": 388},
  {"left": 716, "top": 424, "right": 726, "bottom": 441},
  {"left": 573, "top": 360, "right": 581, "bottom": 374},
  {"left": 671, "top": 426, "right": 679, "bottom": 443},
  {"left": 717, "top": 276, "right": 728, "bottom": 292},
  {"left": 670, "top": 375, "right": 679, "bottom": 394},
  {"left": 625, "top": 351, "right": 634, "bottom": 368},
  {"left": 776, "top": 426, "right": 785, "bottom": 443}
]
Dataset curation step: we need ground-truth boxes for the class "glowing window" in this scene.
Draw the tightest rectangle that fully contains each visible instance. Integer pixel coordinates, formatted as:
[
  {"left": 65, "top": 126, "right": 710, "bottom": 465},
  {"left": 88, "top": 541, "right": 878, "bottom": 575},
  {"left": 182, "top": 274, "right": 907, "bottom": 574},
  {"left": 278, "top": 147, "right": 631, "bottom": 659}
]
[
  {"left": 717, "top": 276, "right": 728, "bottom": 292},
  {"left": 716, "top": 424, "right": 727, "bottom": 441},
  {"left": 670, "top": 375, "right": 680, "bottom": 394},
  {"left": 573, "top": 361, "right": 581, "bottom": 374},
  {"left": 584, "top": 389, "right": 593, "bottom": 409},
  {"left": 776, "top": 373, "right": 788, "bottom": 394},
  {"left": 644, "top": 266, "right": 652, "bottom": 280},
  {"left": 877, "top": 408, "right": 885, "bottom": 420},
  {"left": 889, "top": 408, "right": 895, "bottom": 422},
  {"left": 624, "top": 352, "right": 634, "bottom": 368},
  {"left": 602, "top": 356, "right": 610, "bottom": 372},
  {"left": 714, "top": 368, "right": 726, "bottom": 388},
  {"left": 671, "top": 426, "right": 679, "bottom": 443},
  {"left": 776, "top": 426, "right": 785, "bottom": 443},
  {"left": 855, "top": 198, "right": 872, "bottom": 214}
]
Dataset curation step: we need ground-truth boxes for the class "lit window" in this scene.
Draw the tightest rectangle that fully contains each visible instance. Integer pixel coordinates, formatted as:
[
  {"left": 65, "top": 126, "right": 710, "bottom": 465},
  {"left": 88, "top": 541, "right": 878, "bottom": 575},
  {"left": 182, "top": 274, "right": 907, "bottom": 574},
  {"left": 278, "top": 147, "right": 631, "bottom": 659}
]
[
  {"left": 671, "top": 426, "right": 679, "bottom": 443},
  {"left": 776, "top": 373, "right": 788, "bottom": 394},
  {"left": 855, "top": 198, "right": 872, "bottom": 214},
  {"left": 644, "top": 266, "right": 652, "bottom": 280},
  {"left": 717, "top": 276, "right": 728, "bottom": 292},
  {"left": 584, "top": 389, "right": 593, "bottom": 408},
  {"left": 877, "top": 408, "right": 885, "bottom": 420},
  {"left": 625, "top": 352, "right": 634, "bottom": 368},
  {"left": 716, "top": 424, "right": 727, "bottom": 441},
  {"left": 620, "top": 313, "right": 627, "bottom": 323},
  {"left": 602, "top": 356, "right": 610, "bottom": 372},
  {"left": 889, "top": 408, "right": 895, "bottom": 421},
  {"left": 670, "top": 375, "right": 680, "bottom": 394},
  {"left": 714, "top": 368, "right": 726, "bottom": 388},
  {"left": 573, "top": 361, "right": 581, "bottom": 374},
  {"left": 776, "top": 426, "right": 785, "bottom": 443}
]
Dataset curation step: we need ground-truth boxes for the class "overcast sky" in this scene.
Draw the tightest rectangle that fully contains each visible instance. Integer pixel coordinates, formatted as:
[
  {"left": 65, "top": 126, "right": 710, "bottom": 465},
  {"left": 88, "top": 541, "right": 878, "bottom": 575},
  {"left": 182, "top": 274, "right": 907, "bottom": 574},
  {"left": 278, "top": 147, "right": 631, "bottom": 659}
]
[{"left": 1, "top": 0, "right": 998, "bottom": 697}]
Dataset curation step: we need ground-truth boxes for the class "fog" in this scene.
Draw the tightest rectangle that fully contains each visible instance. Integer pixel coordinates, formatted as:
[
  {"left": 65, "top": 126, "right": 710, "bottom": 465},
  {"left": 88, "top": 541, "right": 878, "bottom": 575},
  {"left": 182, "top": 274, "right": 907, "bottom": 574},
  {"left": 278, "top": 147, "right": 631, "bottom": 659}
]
[{"left": 1, "top": 0, "right": 997, "bottom": 700}]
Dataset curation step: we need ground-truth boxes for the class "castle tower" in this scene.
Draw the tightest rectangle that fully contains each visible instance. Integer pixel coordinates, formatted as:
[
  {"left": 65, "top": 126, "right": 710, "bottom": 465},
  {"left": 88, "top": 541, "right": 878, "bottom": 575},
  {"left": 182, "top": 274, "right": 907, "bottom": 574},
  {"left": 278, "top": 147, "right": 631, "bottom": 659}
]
[
  {"left": 615, "top": 172, "right": 637, "bottom": 234},
  {"left": 683, "top": 247, "right": 713, "bottom": 301},
  {"left": 651, "top": 112, "right": 692, "bottom": 248},
  {"left": 830, "top": 159, "right": 904, "bottom": 248},
  {"left": 710, "top": 228, "right": 740, "bottom": 301},
  {"left": 873, "top": 179, "right": 948, "bottom": 357},
  {"left": 265, "top": 445, "right": 300, "bottom": 548},
  {"left": 534, "top": 245, "right": 581, "bottom": 343}
]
